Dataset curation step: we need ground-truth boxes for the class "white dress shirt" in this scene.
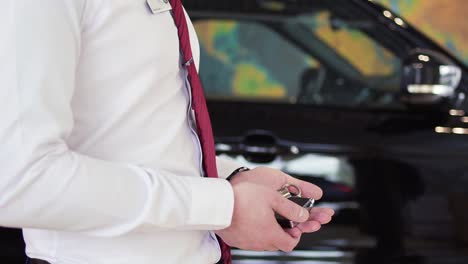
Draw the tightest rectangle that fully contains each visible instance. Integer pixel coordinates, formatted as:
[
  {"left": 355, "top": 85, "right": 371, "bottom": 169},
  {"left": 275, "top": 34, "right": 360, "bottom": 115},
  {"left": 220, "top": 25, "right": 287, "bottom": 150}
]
[{"left": 1, "top": 1, "right": 240, "bottom": 263}]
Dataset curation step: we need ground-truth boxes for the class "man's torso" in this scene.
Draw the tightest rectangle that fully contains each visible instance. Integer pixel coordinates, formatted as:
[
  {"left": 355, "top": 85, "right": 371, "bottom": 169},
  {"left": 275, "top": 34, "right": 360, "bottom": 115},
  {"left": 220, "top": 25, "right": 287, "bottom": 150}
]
[{"left": 23, "top": 1, "right": 221, "bottom": 263}]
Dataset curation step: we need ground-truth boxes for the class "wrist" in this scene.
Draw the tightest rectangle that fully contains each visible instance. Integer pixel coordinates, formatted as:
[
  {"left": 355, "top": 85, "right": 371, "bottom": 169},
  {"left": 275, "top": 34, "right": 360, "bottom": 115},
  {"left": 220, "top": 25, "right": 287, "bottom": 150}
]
[{"left": 226, "top": 167, "right": 250, "bottom": 182}]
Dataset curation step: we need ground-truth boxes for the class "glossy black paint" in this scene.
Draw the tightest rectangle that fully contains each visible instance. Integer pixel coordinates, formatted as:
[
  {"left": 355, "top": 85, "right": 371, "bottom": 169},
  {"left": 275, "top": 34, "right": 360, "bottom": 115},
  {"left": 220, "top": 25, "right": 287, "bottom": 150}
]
[
  {"left": 185, "top": 0, "right": 468, "bottom": 261},
  {"left": 185, "top": 0, "right": 468, "bottom": 162}
]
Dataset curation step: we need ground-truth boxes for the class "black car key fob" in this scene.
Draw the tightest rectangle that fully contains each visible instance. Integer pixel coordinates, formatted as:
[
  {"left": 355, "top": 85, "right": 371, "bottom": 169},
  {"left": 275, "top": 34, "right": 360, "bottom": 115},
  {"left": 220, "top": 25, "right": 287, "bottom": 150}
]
[{"left": 275, "top": 184, "right": 315, "bottom": 228}]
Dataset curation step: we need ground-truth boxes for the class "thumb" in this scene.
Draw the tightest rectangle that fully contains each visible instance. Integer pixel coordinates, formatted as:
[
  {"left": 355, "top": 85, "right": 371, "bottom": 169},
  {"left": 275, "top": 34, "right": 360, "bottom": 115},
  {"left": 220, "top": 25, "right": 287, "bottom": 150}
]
[{"left": 272, "top": 194, "right": 309, "bottom": 224}]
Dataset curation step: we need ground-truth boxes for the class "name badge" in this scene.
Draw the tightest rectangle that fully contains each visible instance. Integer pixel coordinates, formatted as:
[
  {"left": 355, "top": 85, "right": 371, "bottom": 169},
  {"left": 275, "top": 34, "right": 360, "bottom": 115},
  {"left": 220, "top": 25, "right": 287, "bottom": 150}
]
[{"left": 147, "top": 0, "right": 172, "bottom": 14}]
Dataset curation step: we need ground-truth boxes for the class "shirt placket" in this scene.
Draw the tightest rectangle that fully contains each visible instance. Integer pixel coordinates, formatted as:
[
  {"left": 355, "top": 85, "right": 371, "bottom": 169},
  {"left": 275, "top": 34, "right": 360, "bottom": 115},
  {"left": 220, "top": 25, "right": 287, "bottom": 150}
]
[
  {"left": 182, "top": 67, "right": 205, "bottom": 177},
  {"left": 182, "top": 66, "right": 222, "bottom": 259}
]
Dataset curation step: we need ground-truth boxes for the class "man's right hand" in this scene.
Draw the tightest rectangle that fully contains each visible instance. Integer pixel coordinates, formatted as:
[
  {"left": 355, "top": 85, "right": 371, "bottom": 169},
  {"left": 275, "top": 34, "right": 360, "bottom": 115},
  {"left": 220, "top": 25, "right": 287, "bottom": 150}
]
[{"left": 215, "top": 180, "right": 310, "bottom": 252}]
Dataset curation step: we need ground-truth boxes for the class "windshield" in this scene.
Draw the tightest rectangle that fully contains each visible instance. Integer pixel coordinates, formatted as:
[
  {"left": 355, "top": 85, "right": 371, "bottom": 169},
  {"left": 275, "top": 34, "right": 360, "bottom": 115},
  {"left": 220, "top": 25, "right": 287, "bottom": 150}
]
[
  {"left": 293, "top": 11, "right": 400, "bottom": 79},
  {"left": 194, "top": 8, "right": 405, "bottom": 109}
]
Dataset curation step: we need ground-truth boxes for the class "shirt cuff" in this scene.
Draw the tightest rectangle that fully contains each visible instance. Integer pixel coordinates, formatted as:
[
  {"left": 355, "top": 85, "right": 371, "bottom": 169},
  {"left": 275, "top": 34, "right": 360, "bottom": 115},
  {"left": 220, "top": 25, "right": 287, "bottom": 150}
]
[
  {"left": 125, "top": 167, "right": 235, "bottom": 233},
  {"left": 216, "top": 156, "right": 244, "bottom": 179},
  {"left": 186, "top": 177, "right": 234, "bottom": 230}
]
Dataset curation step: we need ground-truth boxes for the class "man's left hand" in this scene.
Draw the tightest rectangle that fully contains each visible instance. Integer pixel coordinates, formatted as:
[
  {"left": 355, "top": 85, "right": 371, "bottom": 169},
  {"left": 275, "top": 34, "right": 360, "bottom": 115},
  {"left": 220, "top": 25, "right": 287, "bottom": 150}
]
[{"left": 229, "top": 166, "right": 335, "bottom": 238}]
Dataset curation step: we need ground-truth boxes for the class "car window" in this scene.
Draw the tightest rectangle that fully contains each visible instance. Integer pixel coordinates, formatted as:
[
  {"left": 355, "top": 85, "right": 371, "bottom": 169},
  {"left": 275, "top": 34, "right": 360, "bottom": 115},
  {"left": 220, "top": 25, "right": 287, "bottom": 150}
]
[
  {"left": 195, "top": 19, "right": 316, "bottom": 103},
  {"left": 194, "top": 13, "right": 404, "bottom": 109},
  {"left": 297, "top": 11, "right": 400, "bottom": 78}
]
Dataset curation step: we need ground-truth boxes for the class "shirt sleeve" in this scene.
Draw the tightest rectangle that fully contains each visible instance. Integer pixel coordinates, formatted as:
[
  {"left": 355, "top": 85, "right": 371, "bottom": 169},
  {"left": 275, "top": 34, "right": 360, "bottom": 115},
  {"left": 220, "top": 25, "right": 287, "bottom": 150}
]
[
  {"left": 216, "top": 156, "right": 246, "bottom": 179},
  {"left": 0, "top": 0, "right": 233, "bottom": 236}
]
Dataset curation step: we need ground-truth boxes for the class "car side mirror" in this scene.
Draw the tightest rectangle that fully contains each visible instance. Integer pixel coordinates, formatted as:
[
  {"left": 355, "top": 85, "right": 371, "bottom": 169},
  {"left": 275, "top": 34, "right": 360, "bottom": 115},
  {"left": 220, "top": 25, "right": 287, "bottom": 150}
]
[{"left": 400, "top": 49, "right": 462, "bottom": 107}]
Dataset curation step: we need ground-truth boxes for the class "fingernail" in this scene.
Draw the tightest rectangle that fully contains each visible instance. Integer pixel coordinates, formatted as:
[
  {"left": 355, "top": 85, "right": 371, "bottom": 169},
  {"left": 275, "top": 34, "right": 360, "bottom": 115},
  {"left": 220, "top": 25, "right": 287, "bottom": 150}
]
[{"left": 299, "top": 208, "right": 307, "bottom": 219}]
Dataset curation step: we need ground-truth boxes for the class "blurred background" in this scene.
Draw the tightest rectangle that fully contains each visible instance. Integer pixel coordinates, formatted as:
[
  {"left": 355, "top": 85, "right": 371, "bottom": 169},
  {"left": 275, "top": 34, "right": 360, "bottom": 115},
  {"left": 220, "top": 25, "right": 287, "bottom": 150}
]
[
  {"left": 2, "top": 0, "right": 468, "bottom": 263},
  {"left": 187, "top": 0, "right": 468, "bottom": 263},
  {"left": 376, "top": 0, "right": 467, "bottom": 65}
]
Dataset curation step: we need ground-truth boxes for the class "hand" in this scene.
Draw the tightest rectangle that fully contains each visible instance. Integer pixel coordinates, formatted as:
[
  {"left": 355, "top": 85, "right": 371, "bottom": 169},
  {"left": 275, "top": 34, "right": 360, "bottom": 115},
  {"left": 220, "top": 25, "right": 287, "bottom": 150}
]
[
  {"left": 287, "top": 207, "right": 335, "bottom": 239},
  {"left": 229, "top": 167, "right": 323, "bottom": 199},
  {"left": 215, "top": 181, "right": 310, "bottom": 252},
  {"left": 229, "top": 167, "right": 334, "bottom": 237}
]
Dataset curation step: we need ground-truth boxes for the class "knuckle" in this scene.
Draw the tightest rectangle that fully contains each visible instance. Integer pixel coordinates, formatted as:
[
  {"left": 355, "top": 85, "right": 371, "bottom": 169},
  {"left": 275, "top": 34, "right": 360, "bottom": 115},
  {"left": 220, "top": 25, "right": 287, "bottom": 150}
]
[
  {"left": 267, "top": 246, "right": 277, "bottom": 252},
  {"left": 289, "top": 205, "right": 300, "bottom": 219},
  {"left": 284, "top": 247, "right": 293, "bottom": 253},
  {"left": 252, "top": 242, "right": 265, "bottom": 251},
  {"left": 272, "top": 192, "right": 283, "bottom": 206},
  {"left": 303, "top": 210, "right": 310, "bottom": 221},
  {"left": 307, "top": 184, "right": 322, "bottom": 198},
  {"left": 289, "top": 203, "right": 306, "bottom": 220},
  {"left": 283, "top": 241, "right": 296, "bottom": 252}
]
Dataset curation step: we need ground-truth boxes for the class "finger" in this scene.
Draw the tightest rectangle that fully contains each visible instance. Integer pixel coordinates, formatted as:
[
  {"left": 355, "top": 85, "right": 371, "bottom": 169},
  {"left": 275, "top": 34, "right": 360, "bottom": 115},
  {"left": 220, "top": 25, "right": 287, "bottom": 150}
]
[
  {"left": 271, "top": 227, "right": 300, "bottom": 252},
  {"left": 272, "top": 194, "right": 309, "bottom": 223},
  {"left": 309, "top": 207, "right": 334, "bottom": 224},
  {"left": 265, "top": 244, "right": 278, "bottom": 251},
  {"left": 255, "top": 167, "right": 289, "bottom": 188},
  {"left": 309, "top": 207, "right": 334, "bottom": 216},
  {"left": 258, "top": 168, "right": 323, "bottom": 201},
  {"left": 309, "top": 212, "right": 332, "bottom": 225},
  {"left": 296, "top": 221, "right": 321, "bottom": 233},
  {"left": 285, "top": 227, "right": 302, "bottom": 239},
  {"left": 284, "top": 174, "right": 323, "bottom": 200}
]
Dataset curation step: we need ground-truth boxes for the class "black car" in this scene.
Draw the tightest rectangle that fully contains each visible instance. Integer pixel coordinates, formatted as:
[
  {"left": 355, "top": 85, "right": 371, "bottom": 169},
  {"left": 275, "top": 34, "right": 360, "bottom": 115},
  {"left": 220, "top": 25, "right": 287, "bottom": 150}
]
[
  {"left": 2, "top": 0, "right": 468, "bottom": 263},
  {"left": 185, "top": 0, "right": 468, "bottom": 262}
]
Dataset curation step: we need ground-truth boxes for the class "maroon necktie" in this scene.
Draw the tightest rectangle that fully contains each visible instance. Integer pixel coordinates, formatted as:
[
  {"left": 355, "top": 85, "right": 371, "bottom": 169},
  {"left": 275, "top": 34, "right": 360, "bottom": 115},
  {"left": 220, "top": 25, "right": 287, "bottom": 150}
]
[{"left": 168, "top": 0, "right": 232, "bottom": 263}]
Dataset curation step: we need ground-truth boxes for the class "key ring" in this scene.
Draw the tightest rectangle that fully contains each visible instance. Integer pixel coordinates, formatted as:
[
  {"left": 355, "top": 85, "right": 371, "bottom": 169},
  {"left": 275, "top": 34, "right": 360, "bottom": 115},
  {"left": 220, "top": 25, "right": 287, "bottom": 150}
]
[{"left": 278, "top": 184, "right": 302, "bottom": 198}]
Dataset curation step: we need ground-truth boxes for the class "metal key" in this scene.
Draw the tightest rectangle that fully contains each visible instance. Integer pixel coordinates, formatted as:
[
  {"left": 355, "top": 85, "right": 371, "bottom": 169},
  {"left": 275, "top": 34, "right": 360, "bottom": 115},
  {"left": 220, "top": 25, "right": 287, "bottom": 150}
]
[{"left": 275, "top": 184, "right": 315, "bottom": 228}]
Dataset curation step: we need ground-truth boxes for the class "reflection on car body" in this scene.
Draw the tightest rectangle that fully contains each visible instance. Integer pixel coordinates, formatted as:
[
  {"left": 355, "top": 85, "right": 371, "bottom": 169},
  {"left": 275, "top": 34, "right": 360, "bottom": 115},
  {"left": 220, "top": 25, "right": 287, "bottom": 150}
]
[{"left": 185, "top": 0, "right": 468, "bottom": 262}]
